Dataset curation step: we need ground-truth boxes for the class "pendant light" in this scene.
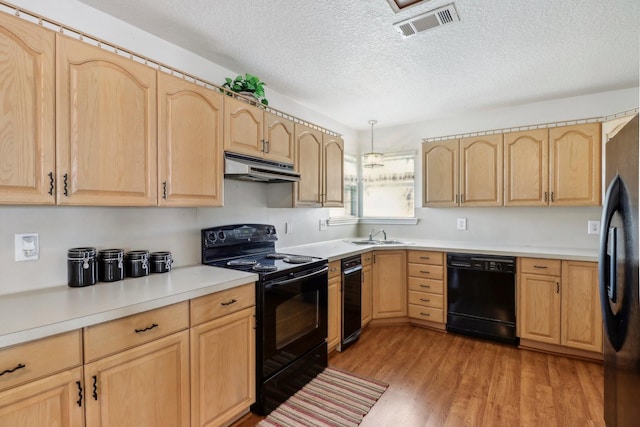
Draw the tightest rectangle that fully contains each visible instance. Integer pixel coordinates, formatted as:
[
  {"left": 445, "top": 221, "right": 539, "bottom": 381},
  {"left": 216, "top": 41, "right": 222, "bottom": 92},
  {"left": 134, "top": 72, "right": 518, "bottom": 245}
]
[{"left": 363, "top": 120, "right": 384, "bottom": 168}]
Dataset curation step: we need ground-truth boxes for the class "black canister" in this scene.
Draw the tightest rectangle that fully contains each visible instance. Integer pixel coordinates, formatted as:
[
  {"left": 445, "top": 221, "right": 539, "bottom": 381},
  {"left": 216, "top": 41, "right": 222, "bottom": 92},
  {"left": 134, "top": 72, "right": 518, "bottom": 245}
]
[
  {"left": 98, "top": 249, "right": 125, "bottom": 282},
  {"left": 67, "top": 247, "right": 97, "bottom": 287},
  {"left": 125, "top": 250, "right": 150, "bottom": 278},
  {"left": 150, "top": 251, "right": 173, "bottom": 273}
]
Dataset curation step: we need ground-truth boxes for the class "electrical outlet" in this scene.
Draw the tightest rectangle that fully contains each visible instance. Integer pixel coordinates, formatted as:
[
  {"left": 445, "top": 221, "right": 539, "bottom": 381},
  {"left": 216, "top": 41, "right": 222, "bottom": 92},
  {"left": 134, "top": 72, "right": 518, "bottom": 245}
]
[
  {"left": 588, "top": 220, "right": 601, "bottom": 235},
  {"left": 319, "top": 219, "right": 328, "bottom": 231},
  {"left": 456, "top": 218, "right": 467, "bottom": 231},
  {"left": 15, "top": 233, "right": 39, "bottom": 261}
]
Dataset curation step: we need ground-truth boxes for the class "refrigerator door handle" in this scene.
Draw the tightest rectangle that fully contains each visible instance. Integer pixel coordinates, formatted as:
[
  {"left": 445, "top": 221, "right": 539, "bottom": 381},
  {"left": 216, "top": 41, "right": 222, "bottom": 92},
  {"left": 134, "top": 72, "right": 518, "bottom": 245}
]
[{"left": 599, "top": 174, "right": 623, "bottom": 351}]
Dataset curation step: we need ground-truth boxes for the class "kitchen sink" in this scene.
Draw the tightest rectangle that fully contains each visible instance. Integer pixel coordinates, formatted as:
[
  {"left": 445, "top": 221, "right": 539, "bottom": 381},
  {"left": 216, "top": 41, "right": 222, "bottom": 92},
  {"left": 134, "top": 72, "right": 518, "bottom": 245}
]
[{"left": 347, "top": 239, "right": 409, "bottom": 245}]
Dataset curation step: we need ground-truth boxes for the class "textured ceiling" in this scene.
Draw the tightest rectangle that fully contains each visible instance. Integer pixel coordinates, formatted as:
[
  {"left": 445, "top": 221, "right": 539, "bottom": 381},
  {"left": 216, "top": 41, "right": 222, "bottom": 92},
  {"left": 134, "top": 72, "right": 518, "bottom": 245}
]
[{"left": 78, "top": 0, "right": 639, "bottom": 130}]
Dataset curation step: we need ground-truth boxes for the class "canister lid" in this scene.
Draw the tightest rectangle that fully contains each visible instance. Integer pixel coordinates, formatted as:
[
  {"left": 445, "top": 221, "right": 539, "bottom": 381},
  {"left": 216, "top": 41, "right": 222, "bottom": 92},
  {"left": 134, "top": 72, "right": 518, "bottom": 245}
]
[
  {"left": 126, "top": 250, "right": 149, "bottom": 260},
  {"left": 67, "top": 247, "right": 97, "bottom": 260},
  {"left": 98, "top": 249, "right": 124, "bottom": 260},
  {"left": 150, "top": 251, "right": 172, "bottom": 261}
]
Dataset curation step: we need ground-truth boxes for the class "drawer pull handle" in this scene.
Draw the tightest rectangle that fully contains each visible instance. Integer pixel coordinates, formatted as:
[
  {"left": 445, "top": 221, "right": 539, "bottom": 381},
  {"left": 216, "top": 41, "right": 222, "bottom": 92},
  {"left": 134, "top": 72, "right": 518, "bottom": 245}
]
[
  {"left": 92, "top": 375, "right": 98, "bottom": 400},
  {"left": 76, "top": 381, "right": 83, "bottom": 407},
  {"left": 533, "top": 265, "right": 548, "bottom": 269},
  {"left": 134, "top": 323, "right": 158, "bottom": 333},
  {"left": 420, "top": 270, "right": 430, "bottom": 274},
  {"left": 420, "top": 298, "right": 431, "bottom": 302},
  {"left": 420, "top": 256, "right": 430, "bottom": 260},
  {"left": 0, "top": 363, "right": 25, "bottom": 376},
  {"left": 420, "top": 284, "right": 431, "bottom": 288},
  {"left": 420, "top": 312, "right": 431, "bottom": 317},
  {"left": 221, "top": 298, "right": 238, "bottom": 306}
]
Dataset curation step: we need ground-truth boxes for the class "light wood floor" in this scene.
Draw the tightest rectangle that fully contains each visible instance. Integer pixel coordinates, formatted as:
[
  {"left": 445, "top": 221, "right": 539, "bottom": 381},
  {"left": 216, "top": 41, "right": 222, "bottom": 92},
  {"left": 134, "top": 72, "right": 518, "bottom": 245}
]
[{"left": 233, "top": 325, "right": 605, "bottom": 426}]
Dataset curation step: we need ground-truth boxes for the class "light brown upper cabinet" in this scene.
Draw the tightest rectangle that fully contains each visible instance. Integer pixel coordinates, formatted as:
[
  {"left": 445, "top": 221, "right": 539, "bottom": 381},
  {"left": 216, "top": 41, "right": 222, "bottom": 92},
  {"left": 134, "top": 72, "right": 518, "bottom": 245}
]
[
  {"left": 422, "top": 139, "right": 458, "bottom": 207},
  {"left": 423, "top": 135, "right": 502, "bottom": 207},
  {"left": 504, "top": 129, "right": 549, "bottom": 206},
  {"left": 549, "top": 123, "right": 601, "bottom": 206},
  {"left": 293, "top": 124, "right": 344, "bottom": 207},
  {"left": 223, "top": 96, "right": 295, "bottom": 164},
  {"left": 157, "top": 72, "right": 223, "bottom": 207},
  {"left": 459, "top": 134, "right": 503, "bottom": 206},
  {"left": 0, "top": 13, "right": 56, "bottom": 204},
  {"left": 322, "top": 133, "right": 344, "bottom": 207},
  {"left": 56, "top": 35, "right": 158, "bottom": 206}
]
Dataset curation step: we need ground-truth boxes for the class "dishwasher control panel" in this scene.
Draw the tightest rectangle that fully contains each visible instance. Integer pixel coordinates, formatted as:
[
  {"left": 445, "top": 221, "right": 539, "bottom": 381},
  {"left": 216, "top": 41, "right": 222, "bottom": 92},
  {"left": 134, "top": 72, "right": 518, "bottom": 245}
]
[{"left": 447, "top": 253, "right": 516, "bottom": 273}]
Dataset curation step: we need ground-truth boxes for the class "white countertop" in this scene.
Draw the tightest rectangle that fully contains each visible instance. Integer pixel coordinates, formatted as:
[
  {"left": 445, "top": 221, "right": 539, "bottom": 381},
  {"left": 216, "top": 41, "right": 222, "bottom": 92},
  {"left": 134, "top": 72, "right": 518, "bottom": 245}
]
[
  {"left": 281, "top": 239, "right": 598, "bottom": 263},
  {"left": 0, "top": 238, "right": 597, "bottom": 349},
  {"left": 0, "top": 266, "right": 257, "bottom": 348}
]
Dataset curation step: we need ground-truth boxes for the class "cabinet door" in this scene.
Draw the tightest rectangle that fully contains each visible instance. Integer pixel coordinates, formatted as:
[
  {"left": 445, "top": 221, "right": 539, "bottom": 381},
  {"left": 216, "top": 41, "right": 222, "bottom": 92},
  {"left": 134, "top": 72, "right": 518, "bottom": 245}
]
[
  {"left": 223, "top": 96, "right": 264, "bottom": 157},
  {"left": 361, "top": 264, "right": 372, "bottom": 328},
  {"left": 372, "top": 250, "right": 407, "bottom": 319},
  {"left": 56, "top": 35, "right": 157, "bottom": 206},
  {"left": 561, "top": 261, "right": 602, "bottom": 353},
  {"left": 504, "top": 129, "right": 548, "bottom": 206},
  {"left": 0, "top": 13, "right": 55, "bottom": 205},
  {"left": 519, "top": 273, "right": 561, "bottom": 344},
  {"left": 84, "top": 331, "right": 190, "bottom": 427},
  {"left": 294, "top": 124, "right": 323, "bottom": 207},
  {"left": 191, "top": 307, "right": 255, "bottom": 427},
  {"left": 549, "top": 123, "right": 601, "bottom": 206},
  {"left": 323, "top": 134, "right": 344, "bottom": 207},
  {"left": 459, "top": 134, "right": 503, "bottom": 206},
  {"left": 158, "top": 72, "right": 223, "bottom": 207},
  {"left": 264, "top": 112, "right": 294, "bottom": 164},
  {"left": 0, "top": 367, "right": 84, "bottom": 427},
  {"left": 328, "top": 275, "right": 342, "bottom": 352},
  {"left": 422, "top": 139, "right": 459, "bottom": 207}
]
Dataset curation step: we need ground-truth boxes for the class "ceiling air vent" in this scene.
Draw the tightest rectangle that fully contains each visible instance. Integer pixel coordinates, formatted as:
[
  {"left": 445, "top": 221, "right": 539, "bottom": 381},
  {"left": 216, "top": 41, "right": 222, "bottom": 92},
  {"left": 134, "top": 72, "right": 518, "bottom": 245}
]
[{"left": 393, "top": 3, "right": 459, "bottom": 37}]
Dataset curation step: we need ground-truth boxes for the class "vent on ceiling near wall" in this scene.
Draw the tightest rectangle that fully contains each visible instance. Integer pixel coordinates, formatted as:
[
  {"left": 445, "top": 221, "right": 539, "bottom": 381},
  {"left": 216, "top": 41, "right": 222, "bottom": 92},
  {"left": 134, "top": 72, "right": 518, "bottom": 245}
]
[{"left": 393, "top": 3, "right": 459, "bottom": 37}]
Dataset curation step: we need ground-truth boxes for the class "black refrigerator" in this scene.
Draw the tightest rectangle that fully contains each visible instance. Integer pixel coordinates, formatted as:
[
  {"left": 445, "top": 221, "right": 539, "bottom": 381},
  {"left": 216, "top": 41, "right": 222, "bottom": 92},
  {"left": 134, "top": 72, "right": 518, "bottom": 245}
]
[{"left": 599, "top": 113, "right": 640, "bottom": 427}]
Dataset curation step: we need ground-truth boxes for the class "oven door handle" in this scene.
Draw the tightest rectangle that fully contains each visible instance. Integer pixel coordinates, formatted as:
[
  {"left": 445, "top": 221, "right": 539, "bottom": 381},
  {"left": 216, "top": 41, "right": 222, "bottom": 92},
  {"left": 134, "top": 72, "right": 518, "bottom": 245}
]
[
  {"left": 343, "top": 265, "right": 362, "bottom": 276},
  {"left": 264, "top": 266, "right": 329, "bottom": 288}
]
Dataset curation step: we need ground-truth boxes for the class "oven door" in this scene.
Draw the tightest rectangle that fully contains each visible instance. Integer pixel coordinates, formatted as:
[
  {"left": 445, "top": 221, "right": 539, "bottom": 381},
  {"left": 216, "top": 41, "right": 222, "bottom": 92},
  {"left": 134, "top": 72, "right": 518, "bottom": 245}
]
[{"left": 260, "top": 264, "right": 328, "bottom": 380}]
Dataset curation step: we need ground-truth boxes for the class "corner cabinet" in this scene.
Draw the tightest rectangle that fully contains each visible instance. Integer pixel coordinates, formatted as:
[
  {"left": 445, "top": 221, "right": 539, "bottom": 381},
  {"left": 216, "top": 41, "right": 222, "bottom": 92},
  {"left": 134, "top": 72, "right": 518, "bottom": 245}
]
[
  {"left": 0, "top": 12, "right": 56, "bottom": 205},
  {"left": 158, "top": 72, "right": 224, "bottom": 207},
  {"left": 56, "top": 34, "right": 158, "bottom": 206},
  {"left": 372, "top": 250, "right": 407, "bottom": 319},
  {"left": 224, "top": 97, "right": 295, "bottom": 164},
  {"left": 294, "top": 124, "right": 344, "bottom": 207}
]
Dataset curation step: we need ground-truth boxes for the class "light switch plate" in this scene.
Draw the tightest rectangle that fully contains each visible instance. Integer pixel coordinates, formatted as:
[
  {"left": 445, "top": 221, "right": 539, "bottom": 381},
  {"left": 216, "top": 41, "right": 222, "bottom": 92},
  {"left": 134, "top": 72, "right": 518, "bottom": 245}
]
[
  {"left": 319, "top": 219, "right": 328, "bottom": 231},
  {"left": 15, "top": 233, "right": 39, "bottom": 261},
  {"left": 457, "top": 218, "right": 467, "bottom": 231}
]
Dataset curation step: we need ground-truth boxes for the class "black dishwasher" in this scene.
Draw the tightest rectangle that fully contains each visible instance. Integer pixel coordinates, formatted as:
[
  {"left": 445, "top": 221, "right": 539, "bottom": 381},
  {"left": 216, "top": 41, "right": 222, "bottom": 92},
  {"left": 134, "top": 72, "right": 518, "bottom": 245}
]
[
  {"left": 446, "top": 253, "right": 518, "bottom": 345},
  {"left": 340, "top": 255, "right": 362, "bottom": 351}
]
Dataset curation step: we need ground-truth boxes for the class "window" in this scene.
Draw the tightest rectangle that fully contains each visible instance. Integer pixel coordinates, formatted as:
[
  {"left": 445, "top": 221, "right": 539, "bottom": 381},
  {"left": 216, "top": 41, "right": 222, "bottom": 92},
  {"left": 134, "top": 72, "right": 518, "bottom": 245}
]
[{"left": 361, "top": 152, "right": 415, "bottom": 218}]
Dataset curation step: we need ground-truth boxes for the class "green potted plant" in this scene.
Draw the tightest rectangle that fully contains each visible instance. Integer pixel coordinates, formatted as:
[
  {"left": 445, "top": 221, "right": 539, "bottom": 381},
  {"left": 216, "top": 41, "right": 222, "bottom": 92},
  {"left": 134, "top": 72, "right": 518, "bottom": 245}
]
[{"left": 221, "top": 73, "right": 269, "bottom": 106}]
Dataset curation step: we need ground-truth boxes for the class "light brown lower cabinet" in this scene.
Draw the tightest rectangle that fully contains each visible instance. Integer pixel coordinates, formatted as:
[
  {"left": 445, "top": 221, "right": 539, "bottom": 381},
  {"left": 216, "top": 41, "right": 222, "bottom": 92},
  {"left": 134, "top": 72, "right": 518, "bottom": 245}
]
[
  {"left": 327, "top": 260, "right": 342, "bottom": 352},
  {"left": 361, "top": 253, "right": 373, "bottom": 328},
  {"left": 0, "top": 366, "right": 84, "bottom": 426},
  {"left": 519, "top": 258, "right": 602, "bottom": 355},
  {"left": 372, "top": 250, "right": 407, "bottom": 319},
  {"left": 84, "top": 330, "right": 191, "bottom": 427}
]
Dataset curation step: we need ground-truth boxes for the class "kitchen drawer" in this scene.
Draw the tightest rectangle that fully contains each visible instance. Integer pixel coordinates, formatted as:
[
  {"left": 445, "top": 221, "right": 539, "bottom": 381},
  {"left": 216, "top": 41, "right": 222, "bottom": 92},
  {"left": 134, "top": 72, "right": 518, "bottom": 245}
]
[
  {"left": 408, "top": 278, "right": 444, "bottom": 294},
  {"left": 329, "top": 260, "right": 341, "bottom": 279},
  {"left": 362, "top": 252, "right": 373, "bottom": 267},
  {"left": 408, "top": 263, "right": 444, "bottom": 280},
  {"left": 407, "top": 250, "right": 443, "bottom": 266},
  {"left": 0, "top": 330, "right": 82, "bottom": 392},
  {"left": 408, "top": 290, "right": 443, "bottom": 309},
  {"left": 191, "top": 282, "right": 255, "bottom": 326},
  {"left": 84, "top": 301, "right": 189, "bottom": 362},
  {"left": 408, "top": 305, "right": 444, "bottom": 323},
  {"left": 520, "top": 257, "right": 562, "bottom": 276}
]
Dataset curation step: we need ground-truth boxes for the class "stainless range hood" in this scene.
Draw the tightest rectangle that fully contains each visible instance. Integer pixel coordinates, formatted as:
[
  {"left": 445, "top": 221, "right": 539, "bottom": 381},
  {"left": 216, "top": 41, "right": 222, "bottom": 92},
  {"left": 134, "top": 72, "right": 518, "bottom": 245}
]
[{"left": 224, "top": 152, "right": 301, "bottom": 183}]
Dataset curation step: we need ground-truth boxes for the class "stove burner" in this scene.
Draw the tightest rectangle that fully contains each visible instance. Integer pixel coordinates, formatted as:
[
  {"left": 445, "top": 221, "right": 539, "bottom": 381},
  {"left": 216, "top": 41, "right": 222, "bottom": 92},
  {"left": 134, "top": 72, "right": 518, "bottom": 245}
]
[
  {"left": 265, "top": 253, "right": 288, "bottom": 259},
  {"left": 253, "top": 264, "right": 278, "bottom": 272},
  {"left": 284, "top": 256, "right": 314, "bottom": 264},
  {"left": 227, "top": 259, "right": 258, "bottom": 267}
]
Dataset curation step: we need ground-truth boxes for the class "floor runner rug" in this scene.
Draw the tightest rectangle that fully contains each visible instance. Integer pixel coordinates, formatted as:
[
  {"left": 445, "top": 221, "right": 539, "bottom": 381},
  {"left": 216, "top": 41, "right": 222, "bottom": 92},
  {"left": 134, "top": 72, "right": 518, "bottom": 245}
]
[{"left": 257, "top": 367, "right": 388, "bottom": 427}]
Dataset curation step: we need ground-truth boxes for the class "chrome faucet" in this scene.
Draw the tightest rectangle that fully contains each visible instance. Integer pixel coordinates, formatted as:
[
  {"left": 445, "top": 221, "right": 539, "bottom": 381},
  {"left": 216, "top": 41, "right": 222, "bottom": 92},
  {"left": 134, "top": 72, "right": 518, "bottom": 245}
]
[{"left": 368, "top": 228, "right": 387, "bottom": 241}]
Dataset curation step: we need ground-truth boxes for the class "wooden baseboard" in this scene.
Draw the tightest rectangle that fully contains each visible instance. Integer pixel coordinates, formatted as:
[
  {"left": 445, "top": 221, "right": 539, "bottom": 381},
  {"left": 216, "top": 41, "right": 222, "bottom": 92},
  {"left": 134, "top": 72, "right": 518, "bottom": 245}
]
[
  {"left": 409, "top": 318, "right": 446, "bottom": 331},
  {"left": 519, "top": 338, "right": 603, "bottom": 362},
  {"left": 368, "top": 316, "right": 410, "bottom": 327}
]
